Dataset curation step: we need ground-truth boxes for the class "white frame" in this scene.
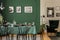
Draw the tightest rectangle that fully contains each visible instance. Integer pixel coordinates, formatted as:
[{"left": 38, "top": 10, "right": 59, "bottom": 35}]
[
  {"left": 16, "top": 6, "right": 21, "bottom": 13},
  {"left": 9, "top": 6, "right": 14, "bottom": 13},
  {"left": 24, "top": 6, "right": 32, "bottom": 13}
]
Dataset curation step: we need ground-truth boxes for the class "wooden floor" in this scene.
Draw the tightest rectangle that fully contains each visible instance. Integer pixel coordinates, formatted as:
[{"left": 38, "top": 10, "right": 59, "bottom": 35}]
[
  {"left": 0, "top": 34, "right": 41, "bottom": 40},
  {"left": 42, "top": 31, "right": 51, "bottom": 40},
  {"left": 0, "top": 31, "right": 51, "bottom": 40}
]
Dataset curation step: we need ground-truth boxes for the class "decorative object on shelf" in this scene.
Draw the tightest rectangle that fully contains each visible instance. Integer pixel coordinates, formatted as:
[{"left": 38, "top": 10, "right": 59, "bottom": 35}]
[
  {"left": 24, "top": 22, "right": 27, "bottom": 26},
  {"left": 13, "top": 20, "right": 16, "bottom": 25},
  {"left": 0, "top": 2, "right": 5, "bottom": 10},
  {"left": 28, "top": 23, "right": 32, "bottom": 26},
  {"left": 3, "top": 20, "right": 8, "bottom": 27},
  {"left": 16, "top": 6, "right": 21, "bottom": 13},
  {"left": 32, "top": 22, "right": 35, "bottom": 26},
  {"left": 9, "top": 6, "right": 14, "bottom": 13},
  {"left": 47, "top": 7, "right": 54, "bottom": 17},
  {"left": 10, "top": 24, "right": 14, "bottom": 27},
  {"left": 24, "top": 6, "right": 32, "bottom": 13}
]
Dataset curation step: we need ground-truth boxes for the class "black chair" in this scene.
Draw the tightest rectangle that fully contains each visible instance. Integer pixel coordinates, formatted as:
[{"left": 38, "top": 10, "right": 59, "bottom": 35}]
[{"left": 47, "top": 20, "right": 59, "bottom": 33}]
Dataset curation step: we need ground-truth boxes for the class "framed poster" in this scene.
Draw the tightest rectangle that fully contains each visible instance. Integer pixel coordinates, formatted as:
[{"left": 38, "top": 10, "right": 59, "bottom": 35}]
[
  {"left": 9, "top": 6, "right": 14, "bottom": 13},
  {"left": 16, "top": 6, "right": 21, "bottom": 13},
  {"left": 56, "top": 13, "right": 60, "bottom": 17},
  {"left": 24, "top": 6, "right": 32, "bottom": 13},
  {"left": 47, "top": 7, "right": 54, "bottom": 17}
]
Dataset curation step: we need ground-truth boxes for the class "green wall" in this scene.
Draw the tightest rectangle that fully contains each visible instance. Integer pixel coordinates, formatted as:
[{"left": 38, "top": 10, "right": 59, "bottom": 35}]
[{"left": 3, "top": 0, "right": 40, "bottom": 33}]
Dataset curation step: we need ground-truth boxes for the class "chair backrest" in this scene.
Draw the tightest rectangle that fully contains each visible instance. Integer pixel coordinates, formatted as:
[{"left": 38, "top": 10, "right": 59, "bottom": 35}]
[{"left": 49, "top": 20, "right": 59, "bottom": 29}]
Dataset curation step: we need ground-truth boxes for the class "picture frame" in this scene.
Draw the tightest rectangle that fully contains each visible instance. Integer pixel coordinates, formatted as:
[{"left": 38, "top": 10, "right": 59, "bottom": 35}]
[
  {"left": 24, "top": 6, "right": 32, "bottom": 13},
  {"left": 56, "top": 13, "right": 60, "bottom": 17},
  {"left": 16, "top": 6, "right": 21, "bottom": 13},
  {"left": 47, "top": 7, "right": 54, "bottom": 17},
  {"left": 55, "top": 6, "right": 60, "bottom": 11},
  {"left": 9, "top": 6, "right": 14, "bottom": 13}
]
